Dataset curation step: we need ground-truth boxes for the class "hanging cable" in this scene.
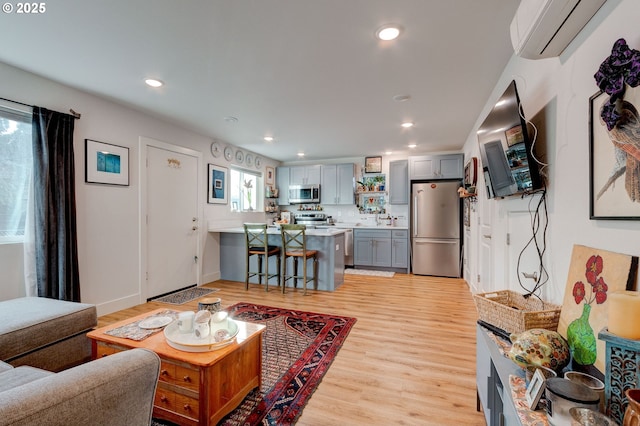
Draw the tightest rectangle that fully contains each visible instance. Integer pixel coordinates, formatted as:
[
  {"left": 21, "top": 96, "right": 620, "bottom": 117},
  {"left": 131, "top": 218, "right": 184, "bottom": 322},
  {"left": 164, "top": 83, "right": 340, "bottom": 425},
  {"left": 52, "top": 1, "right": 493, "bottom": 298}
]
[{"left": 517, "top": 183, "right": 549, "bottom": 301}]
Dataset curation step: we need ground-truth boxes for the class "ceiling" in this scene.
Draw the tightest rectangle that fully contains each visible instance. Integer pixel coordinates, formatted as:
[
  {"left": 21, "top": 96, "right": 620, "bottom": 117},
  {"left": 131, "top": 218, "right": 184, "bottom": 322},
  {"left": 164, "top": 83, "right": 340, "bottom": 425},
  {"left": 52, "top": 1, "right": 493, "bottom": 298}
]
[{"left": 0, "top": 0, "right": 519, "bottom": 163}]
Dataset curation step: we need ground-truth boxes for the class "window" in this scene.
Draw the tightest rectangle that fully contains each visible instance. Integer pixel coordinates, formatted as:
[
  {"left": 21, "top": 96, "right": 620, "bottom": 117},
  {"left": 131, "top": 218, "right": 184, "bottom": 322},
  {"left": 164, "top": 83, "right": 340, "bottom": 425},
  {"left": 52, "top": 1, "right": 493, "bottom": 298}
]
[
  {"left": 229, "top": 167, "right": 263, "bottom": 212},
  {"left": 0, "top": 105, "right": 32, "bottom": 243}
]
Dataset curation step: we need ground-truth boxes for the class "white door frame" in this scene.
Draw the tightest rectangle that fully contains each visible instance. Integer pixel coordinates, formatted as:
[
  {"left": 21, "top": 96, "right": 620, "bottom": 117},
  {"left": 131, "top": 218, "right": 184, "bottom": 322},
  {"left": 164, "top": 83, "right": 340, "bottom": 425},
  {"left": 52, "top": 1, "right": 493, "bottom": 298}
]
[{"left": 139, "top": 136, "right": 203, "bottom": 302}]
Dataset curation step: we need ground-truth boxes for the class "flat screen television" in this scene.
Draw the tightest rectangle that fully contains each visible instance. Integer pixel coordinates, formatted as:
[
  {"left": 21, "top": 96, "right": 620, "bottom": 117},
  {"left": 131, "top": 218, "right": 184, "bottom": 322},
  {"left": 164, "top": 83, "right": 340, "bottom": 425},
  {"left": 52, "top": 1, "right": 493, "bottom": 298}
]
[{"left": 477, "top": 80, "right": 543, "bottom": 198}]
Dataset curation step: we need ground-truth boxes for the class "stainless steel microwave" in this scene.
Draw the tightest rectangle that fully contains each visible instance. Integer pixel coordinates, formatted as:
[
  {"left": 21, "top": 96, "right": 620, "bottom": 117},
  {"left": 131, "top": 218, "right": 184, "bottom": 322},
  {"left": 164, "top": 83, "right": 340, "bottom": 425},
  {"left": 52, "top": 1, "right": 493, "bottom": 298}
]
[{"left": 288, "top": 184, "right": 320, "bottom": 204}]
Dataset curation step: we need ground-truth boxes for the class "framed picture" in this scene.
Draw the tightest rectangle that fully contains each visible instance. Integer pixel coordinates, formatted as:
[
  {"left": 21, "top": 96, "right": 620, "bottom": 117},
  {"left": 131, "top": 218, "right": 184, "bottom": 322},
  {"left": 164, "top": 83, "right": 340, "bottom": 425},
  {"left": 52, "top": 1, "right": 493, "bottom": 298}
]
[
  {"left": 525, "top": 369, "right": 546, "bottom": 410},
  {"left": 265, "top": 166, "right": 275, "bottom": 185},
  {"left": 505, "top": 125, "right": 524, "bottom": 147},
  {"left": 208, "top": 164, "right": 228, "bottom": 204},
  {"left": 590, "top": 89, "right": 640, "bottom": 219},
  {"left": 85, "top": 139, "right": 129, "bottom": 186},
  {"left": 365, "top": 156, "right": 382, "bottom": 174}
]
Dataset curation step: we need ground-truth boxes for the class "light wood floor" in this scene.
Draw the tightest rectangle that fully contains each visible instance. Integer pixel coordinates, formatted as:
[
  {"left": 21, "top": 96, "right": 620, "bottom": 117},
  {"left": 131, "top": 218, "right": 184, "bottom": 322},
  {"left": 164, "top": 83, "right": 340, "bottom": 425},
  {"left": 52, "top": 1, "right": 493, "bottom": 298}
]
[{"left": 98, "top": 273, "right": 486, "bottom": 426}]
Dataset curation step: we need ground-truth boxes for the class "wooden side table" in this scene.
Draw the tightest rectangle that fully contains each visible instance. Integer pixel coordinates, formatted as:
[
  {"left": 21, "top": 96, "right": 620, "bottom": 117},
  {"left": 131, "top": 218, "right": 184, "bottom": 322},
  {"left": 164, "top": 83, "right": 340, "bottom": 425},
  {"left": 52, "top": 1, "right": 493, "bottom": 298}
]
[{"left": 598, "top": 328, "right": 640, "bottom": 425}]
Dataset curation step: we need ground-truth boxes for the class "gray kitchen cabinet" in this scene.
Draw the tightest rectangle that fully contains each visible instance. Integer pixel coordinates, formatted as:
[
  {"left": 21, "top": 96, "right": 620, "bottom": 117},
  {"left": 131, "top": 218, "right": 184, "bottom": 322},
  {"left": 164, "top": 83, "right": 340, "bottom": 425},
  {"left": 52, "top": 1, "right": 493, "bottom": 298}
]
[
  {"left": 353, "top": 229, "right": 392, "bottom": 268},
  {"left": 321, "top": 163, "right": 355, "bottom": 205},
  {"left": 289, "top": 165, "right": 321, "bottom": 185},
  {"left": 388, "top": 160, "right": 409, "bottom": 204},
  {"left": 276, "top": 166, "right": 290, "bottom": 205},
  {"left": 409, "top": 154, "right": 463, "bottom": 180},
  {"left": 391, "top": 230, "right": 408, "bottom": 268}
]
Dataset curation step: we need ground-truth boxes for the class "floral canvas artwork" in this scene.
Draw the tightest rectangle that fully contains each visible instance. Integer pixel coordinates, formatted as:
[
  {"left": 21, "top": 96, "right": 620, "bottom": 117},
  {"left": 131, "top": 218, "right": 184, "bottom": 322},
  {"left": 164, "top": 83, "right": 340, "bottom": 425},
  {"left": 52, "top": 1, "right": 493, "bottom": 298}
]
[{"left": 557, "top": 244, "right": 637, "bottom": 373}]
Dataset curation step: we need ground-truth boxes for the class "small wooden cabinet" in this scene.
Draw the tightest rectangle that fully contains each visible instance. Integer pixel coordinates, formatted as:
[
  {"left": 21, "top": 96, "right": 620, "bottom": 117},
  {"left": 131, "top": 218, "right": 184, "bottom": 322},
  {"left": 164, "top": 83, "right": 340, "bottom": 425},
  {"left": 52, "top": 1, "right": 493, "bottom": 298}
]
[
  {"left": 89, "top": 312, "right": 265, "bottom": 426},
  {"left": 321, "top": 163, "right": 355, "bottom": 205},
  {"left": 409, "top": 154, "right": 463, "bottom": 180},
  {"left": 598, "top": 328, "right": 640, "bottom": 425}
]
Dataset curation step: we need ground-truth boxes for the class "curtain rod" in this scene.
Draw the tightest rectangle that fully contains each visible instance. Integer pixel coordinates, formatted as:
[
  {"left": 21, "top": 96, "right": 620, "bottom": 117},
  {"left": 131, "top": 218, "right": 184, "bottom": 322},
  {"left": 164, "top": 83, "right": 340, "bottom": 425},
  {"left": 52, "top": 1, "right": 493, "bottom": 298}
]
[{"left": 0, "top": 96, "right": 81, "bottom": 119}]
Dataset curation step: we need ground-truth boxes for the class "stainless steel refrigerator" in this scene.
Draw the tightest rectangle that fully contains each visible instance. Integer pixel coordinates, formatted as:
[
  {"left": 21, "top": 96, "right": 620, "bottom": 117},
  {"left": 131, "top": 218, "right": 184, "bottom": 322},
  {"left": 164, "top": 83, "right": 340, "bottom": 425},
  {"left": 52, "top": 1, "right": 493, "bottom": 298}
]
[{"left": 411, "top": 180, "right": 461, "bottom": 277}]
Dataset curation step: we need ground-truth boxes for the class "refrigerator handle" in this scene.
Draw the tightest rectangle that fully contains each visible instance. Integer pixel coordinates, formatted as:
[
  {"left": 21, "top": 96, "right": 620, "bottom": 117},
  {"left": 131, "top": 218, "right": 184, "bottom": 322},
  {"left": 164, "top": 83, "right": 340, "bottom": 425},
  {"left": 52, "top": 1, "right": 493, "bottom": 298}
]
[{"left": 413, "top": 196, "right": 418, "bottom": 237}]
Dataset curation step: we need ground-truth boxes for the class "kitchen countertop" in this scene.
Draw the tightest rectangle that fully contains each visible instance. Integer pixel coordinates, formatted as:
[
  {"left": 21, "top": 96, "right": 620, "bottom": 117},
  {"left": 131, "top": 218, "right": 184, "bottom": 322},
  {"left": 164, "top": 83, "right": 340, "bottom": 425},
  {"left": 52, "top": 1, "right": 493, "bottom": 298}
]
[
  {"left": 320, "top": 223, "right": 409, "bottom": 230},
  {"left": 208, "top": 226, "right": 347, "bottom": 236}
]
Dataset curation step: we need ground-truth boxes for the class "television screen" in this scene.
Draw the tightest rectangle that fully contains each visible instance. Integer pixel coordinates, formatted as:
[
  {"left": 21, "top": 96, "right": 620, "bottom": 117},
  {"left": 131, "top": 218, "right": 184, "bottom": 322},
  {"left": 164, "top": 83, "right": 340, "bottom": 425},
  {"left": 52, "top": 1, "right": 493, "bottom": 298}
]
[{"left": 477, "top": 80, "right": 543, "bottom": 198}]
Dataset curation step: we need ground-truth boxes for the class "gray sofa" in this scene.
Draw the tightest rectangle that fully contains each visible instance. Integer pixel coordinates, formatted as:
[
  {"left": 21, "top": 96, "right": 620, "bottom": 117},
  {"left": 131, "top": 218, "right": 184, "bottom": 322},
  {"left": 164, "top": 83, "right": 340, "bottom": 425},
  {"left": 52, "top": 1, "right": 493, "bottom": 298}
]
[
  {"left": 0, "top": 348, "right": 161, "bottom": 426},
  {"left": 0, "top": 297, "right": 97, "bottom": 371}
]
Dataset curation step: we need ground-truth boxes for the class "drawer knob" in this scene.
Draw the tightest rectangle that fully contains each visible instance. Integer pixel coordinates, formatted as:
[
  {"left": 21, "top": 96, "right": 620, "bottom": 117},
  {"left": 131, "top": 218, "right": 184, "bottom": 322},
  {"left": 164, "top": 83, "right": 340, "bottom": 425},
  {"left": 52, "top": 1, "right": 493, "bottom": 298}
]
[
  {"left": 161, "top": 369, "right": 169, "bottom": 376},
  {"left": 183, "top": 404, "right": 191, "bottom": 411},
  {"left": 183, "top": 375, "right": 191, "bottom": 382},
  {"left": 160, "top": 395, "right": 168, "bottom": 403}
]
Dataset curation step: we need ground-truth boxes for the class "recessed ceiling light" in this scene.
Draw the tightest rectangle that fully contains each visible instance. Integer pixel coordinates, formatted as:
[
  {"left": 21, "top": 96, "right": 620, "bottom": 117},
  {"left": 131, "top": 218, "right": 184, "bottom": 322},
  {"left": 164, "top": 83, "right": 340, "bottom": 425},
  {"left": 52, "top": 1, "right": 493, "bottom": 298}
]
[
  {"left": 393, "top": 94, "right": 411, "bottom": 102},
  {"left": 264, "top": 136, "right": 274, "bottom": 142},
  {"left": 144, "top": 78, "right": 164, "bottom": 88},
  {"left": 401, "top": 122, "right": 414, "bottom": 128},
  {"left": 385, "top": 151, "right": 393, "bottom": 155},
  {"left": 375, "top": 24, "right": 403, "bottom": 41},
  {"left": 297, "top": 152, "right": 305, "bottom": 157},
  {"left": 224, "top": 116, "right": 238, "bottom": 123},
  {"left": 408, "top": 143, "right": 417, "bottom": 148}
]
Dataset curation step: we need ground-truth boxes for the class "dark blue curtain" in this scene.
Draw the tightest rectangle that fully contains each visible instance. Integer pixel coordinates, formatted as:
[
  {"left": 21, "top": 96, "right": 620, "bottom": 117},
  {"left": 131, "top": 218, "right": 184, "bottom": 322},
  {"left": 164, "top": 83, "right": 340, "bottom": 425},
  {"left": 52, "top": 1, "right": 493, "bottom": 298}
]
[{"left": 32, "top": 107, "right": 80, "bottom": 302}]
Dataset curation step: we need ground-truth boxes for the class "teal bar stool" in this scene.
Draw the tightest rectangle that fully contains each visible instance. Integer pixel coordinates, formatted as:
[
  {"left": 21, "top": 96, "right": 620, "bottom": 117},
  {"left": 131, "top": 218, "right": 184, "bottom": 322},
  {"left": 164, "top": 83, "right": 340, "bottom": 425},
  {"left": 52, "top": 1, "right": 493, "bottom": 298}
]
[
  {"left": 244, "top": 223, "right": 280, "bottom": 291},
  {"left": 280, "top": 224, "right": 318, "bottom": 295}
]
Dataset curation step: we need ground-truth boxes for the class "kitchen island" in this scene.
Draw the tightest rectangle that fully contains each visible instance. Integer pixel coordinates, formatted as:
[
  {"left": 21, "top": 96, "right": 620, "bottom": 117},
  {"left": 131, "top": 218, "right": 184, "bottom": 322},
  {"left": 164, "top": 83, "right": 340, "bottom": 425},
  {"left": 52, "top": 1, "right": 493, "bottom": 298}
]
[{"left": 210, "top": 227, "right": 346, "bottom": 291}]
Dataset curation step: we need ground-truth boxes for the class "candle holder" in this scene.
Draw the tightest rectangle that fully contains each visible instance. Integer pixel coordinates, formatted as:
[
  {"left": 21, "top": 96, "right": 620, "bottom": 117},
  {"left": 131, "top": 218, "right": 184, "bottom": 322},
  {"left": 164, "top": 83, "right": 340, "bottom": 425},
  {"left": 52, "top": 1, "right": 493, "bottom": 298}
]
[{"left": 598, "top": 328, "right": 640, "bottom": 425}]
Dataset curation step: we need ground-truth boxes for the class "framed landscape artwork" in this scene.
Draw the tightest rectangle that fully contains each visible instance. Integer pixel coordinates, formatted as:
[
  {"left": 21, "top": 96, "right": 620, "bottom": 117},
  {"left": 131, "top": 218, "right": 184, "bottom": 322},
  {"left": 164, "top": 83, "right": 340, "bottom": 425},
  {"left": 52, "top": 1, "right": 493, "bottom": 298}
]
[
  {"left": 208, "top": 164, "right": 227, "bottom": 204},
  {"left": 85, "top": 139, "right": 129, "bottom": 186}
]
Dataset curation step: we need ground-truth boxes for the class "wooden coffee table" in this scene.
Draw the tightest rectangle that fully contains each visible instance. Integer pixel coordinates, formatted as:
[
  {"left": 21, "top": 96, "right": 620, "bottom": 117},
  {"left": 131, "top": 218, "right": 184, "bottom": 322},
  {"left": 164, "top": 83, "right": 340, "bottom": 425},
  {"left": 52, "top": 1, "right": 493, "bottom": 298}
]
[{"left": 87, "top": 308, "right": 265, "bottom": 426}]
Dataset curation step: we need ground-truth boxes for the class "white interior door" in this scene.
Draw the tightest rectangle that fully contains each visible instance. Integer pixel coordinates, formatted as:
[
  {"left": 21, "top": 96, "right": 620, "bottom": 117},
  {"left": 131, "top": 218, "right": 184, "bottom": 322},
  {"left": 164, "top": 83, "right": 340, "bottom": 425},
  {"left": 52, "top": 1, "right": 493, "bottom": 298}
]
[
  {"left": 145, "top": 141, "right": 200, "bottom": 299},
  {"left": 478, "top": 185, "right": 493, "bottom": 293}
]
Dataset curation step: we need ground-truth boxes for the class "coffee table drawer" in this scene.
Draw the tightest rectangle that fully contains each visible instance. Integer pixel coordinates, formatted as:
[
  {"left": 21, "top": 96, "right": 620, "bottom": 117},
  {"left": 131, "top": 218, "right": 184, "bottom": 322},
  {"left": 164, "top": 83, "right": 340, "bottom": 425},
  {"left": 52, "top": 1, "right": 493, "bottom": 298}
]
[
  {"left": 95, "top": 342, "right": 123, "bottom": 358},
  {"left": 159, "top": 360, "right": 199, "bottom": 392},
  {"left": 155, "top": 387, "right": 199, "bottom": 421}
]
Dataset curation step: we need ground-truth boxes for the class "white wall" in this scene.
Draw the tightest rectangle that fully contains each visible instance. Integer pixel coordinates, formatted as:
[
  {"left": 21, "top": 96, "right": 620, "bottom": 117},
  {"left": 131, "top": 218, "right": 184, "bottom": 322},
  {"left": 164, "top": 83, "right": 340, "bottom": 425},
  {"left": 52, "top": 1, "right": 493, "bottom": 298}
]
[
  {"left": 0, "top": 62, "right": 279, "bottom": 315},
  {"left": 462, "top": 0, "right": 640, "bottom": 304}
]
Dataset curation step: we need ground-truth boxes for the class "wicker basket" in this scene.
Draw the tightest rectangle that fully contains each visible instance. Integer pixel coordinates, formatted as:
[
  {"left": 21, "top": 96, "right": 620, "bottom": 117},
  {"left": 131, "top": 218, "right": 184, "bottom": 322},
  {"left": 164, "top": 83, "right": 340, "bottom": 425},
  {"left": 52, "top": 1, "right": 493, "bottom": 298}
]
[{"left": 473, "top": 290, "right": 561, "bottom": 335}]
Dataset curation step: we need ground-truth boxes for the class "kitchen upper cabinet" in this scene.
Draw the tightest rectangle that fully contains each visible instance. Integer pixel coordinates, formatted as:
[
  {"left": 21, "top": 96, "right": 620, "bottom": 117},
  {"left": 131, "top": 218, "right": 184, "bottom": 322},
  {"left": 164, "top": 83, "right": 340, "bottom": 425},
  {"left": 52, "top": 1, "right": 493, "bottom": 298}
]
[
  {"left": 388, "top": 160, "right": 409, "bottom": 204},
  {"left": 289, "top": 165, "right": 321, "bottom": 185},
  {"left": 276, "top": 166, "right": 290, "bottom": 205},
  {"left": 409, "top": 154, "right": 463, "bottom": 180},
  {"left": 321, "top": 163, "right": 355, "bottom": 205}
]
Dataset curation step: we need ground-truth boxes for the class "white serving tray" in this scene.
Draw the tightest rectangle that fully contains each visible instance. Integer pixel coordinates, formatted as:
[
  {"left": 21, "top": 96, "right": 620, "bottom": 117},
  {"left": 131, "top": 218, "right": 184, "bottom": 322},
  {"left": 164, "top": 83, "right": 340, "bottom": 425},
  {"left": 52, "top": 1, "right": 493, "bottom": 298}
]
[{"left": 163, "top": 319, "right": 239, "bottom": 352}]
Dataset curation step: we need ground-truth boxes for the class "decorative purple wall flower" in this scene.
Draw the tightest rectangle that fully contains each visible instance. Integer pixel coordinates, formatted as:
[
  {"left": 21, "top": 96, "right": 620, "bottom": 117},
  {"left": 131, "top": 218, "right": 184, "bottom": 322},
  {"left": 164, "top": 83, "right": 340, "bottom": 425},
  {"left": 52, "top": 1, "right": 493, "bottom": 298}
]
[{"left": 594, "top": 38, "right": 640, "bottom": 130}]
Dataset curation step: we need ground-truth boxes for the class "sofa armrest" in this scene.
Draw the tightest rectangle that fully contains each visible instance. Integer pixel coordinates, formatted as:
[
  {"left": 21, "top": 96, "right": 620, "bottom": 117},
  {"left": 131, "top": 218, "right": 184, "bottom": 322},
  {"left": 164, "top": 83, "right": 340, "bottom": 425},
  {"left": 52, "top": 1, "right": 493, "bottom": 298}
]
[{"left": 0, "top": 348, "right": 161, "bottom": 426}]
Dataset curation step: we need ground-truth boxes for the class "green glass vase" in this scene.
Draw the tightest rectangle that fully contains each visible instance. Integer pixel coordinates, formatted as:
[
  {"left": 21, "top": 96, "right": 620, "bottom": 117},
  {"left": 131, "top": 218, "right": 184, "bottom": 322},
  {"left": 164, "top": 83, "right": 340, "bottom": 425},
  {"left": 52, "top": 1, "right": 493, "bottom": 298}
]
[{"left": 567, "top": 303, "right": 597, "bottom": 365}]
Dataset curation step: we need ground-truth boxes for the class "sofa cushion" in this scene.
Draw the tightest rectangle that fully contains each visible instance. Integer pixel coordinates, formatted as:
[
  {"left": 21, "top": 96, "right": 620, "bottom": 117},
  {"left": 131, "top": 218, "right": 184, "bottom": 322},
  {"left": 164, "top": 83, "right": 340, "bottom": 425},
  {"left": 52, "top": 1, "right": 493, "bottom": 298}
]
[
  {"left": 0, "top": 366, "right": 53, "bottom": 392},
  {"left": 0, "top": 297, "right": 97, "bottom": 362}
]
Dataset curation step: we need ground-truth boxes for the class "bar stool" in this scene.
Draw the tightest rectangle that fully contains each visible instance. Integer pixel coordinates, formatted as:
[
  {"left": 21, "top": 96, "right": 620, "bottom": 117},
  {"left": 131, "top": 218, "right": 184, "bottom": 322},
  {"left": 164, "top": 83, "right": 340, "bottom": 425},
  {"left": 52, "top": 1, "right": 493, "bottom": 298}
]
[
  {"left": 280, "top": 224, "right": 318, "bottom": 295},
  {"left": 244, "top": 223, "right": 280, "bottom": 291}
]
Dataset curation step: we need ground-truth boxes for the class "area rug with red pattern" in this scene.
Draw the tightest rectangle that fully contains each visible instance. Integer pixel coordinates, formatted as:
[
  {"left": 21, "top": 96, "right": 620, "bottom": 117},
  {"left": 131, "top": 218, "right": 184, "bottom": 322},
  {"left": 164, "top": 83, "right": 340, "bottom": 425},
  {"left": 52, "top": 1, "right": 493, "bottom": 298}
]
[{"left": 153, "top": 302, "right": 356, "bottom": 426}]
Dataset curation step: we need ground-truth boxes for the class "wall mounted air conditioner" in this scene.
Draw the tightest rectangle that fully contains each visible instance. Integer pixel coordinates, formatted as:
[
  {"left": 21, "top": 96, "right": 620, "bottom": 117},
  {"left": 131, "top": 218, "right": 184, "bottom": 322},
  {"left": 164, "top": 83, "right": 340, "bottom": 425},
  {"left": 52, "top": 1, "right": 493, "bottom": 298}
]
[{"left": 510, "top": 0, "right": 606, "bottom": 59}]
